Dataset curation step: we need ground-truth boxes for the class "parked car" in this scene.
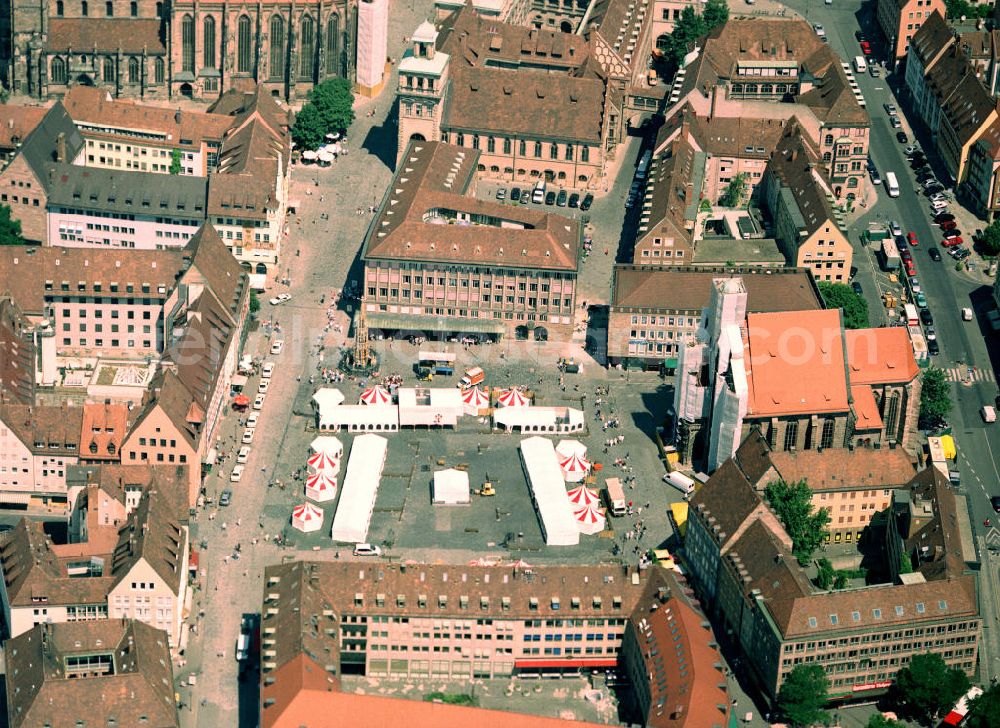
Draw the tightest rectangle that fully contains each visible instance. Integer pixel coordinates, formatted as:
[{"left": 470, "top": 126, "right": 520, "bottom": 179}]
[
  {"left": 860, "top": 40, "right": 872, "bottom": 55},
  {"left": 220, "top": 488, "right": 233, "bottom": 507},
  {"left": 856, "top": 30, "right": 867, "bottom": 42},
  {"left": 510, "top": 187, "right": 522, "bottom": 202},
  {"left": 928, "top": 338, "right": 940, "bottom": 355},
  {"left": 580, "top": 193, "right": 594, "bottom": 211},
  {"left": 928, "top": 247, "right": 942, "bottom": 261},
  {"left": 909, "top": 277, "right": 921, "bottom": 293},
  {"left": 943, "top": 229, "right": 962, "bottom": 239},
  {"left": 569, "top": 193, "right": 580, "bottom": 208},
  {"left": 496, "top": 187, "right": 506, "bottom": 200},
  {"left": 915, "top": 292, "right": 928, "bottom": 307},
  {"left": 890, "top": 115, "right": 902, "bottom": 129},
  {"left": 889, "top": 220, "right": 902, "bottom": 237},
  {"left": 253, "top": 394, "right": 265, "bottom": 410},
  {"left": 353, "top": 543, "right": 383, "bottom": 557},
  {"left": 246, "top": 412, "right": 259, "bottom": 428},
  {"left": 870, "top": 168, "right": 883, "bottom": 185},
  {"left": 943, "top": 236, "right": 964, "bottom": 247},
  {"left": 813, "top": 23, "right": 826, "bottom": 37},
  {"left": 262, "top": 362, "right": 275, "bottom": 378},
  {"left": 953, "top": 248, "right": 971, "bottom": 261},
  {"left": 257, "top": 379, "right": 270, "bottom": 394},
  {"left": 920, "top": 308, "right": 934, "bottom": 326},
  {"left": 904, "top": 145, "right": 920, "bottom": 156},
  {"left": 242, "top": 428, "right": 255, "bottom": 444},
  {"left": 869, "top": 65, "right": 880, "bottom": 77},
  {"left": 556, "top": 189, "right": 568, "bottom": 207},
  {"left": 545, "top": 190, "right": 556, "bottom": 205},
  {"left": 269, "top": 293, "right": 292, "bottom": 306},
  {"left": 924, "top": 184, "right": 945, "bottom": 195},
  {"left": 933, "top": 213, "right": 955, "bottom": 223},
  {"left": 883, "top": 102, "right": 896, "bottom": 114},
  {"left": 270, "top": 340, "right": 284, "bottom": 355},
  {"left": 230, "top": 465, "right": 244, "bottom": 483},
  {"left": 852, "top": 281, "right": 863, "bottom": 295},
  {"left": 896, "top": 131, "right": 909, "bottom": 144},
  {"left": 991, "top": 495, "right": 1000, "bottom": 513},
  {"left": 237, "top": 446, "right": 251, "bottom": 463}
]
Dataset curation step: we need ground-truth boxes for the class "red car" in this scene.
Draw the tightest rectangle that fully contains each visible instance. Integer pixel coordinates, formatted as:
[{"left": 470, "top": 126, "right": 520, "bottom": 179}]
[
  {"left": 907, "top": 232, "right": 919, "bottom": 246},
  {"left": 942, "top": 236, "right": 964, "bottom": 247},
  {"left": 940, "top": 220, "right": 958, "bottom": 231},
  {"left": 860, "top": 41, "right": 872, "bottom": 55}
]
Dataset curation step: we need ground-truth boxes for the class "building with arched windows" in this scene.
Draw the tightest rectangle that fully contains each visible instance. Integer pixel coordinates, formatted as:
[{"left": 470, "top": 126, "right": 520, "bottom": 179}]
[{"left": 1, "top": 0, "right": 359, "bottom": 102}]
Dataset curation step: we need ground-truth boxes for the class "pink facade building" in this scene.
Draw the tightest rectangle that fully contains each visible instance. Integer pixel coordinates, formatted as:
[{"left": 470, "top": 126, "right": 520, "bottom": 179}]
[{"left": 356, "top": 0, "right": 389, "bottom": 97}]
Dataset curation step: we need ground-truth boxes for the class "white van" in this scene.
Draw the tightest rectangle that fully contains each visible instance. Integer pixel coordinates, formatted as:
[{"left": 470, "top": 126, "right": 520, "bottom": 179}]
[
  {"left": 982, "top": 405, "right": 997, "bottom": 423},
  {"left": 532, "top": 180, "right": 546, "bottom": 204},
  {"left": 235, "top": 633, "right": 249, "bottom": 662},
  {"left": 663, "top": 471, "right": 696, "bottom": 497},
  {"left": 605, "top": 478, "right": 626, "bottom": 516},
  {"left": 854, "top": 56, "right": 867, "bottom": 73}
]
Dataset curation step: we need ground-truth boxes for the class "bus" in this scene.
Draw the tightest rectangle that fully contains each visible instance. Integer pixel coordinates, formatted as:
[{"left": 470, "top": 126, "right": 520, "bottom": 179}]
[
  {"left": 904, "top": 303, "right": 919, "bottom": 327},
  {"left": 885, "top": 172, "right": 900, "bottom": 198},
  {"left": 417, "top": 351, "right": 456, "bottom": 375},
  {"left": 941, "top": 686, "right": 983, "bottom": 726}
]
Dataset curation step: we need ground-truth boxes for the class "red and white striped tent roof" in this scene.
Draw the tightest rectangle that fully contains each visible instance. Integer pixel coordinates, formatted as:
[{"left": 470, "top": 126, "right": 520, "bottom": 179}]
[
  {"left": 497, "top": 387, "right": 529, "bottom": 407},
  {"left": 291, "top": 502, "right": 324, "bottom": 532},
  {"left": 359, "top": 385, "right": 392, "bottom": 405},
  {"left": 574, "top": 503, "right": 605, "bottom": 535},
  {"left": 559, "top": 452, "right": 591, "bottom": 482},
  {"left": 461, "top": 386, "right": 490, "bottom": 407},
  {"left": 305, "top": 470, "right": 338, "bottom": 502},
  {"left": 307, "top": 450, "right": 339, "bottom": 472},
  {"left": 566, "top": 485, "right": 600, "bottom": 506}
]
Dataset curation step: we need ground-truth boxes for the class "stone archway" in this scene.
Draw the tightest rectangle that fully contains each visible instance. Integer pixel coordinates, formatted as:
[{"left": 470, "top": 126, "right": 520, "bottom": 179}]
[
  {"left": 409, "top": 133, "right": 426, "bottom": 142},
  {"left": 560, "top": 20, "right": 573, "bottom": 33},
  {"left": 75, "top": 74, "right": 95, "bottom": 86},
  {"left": 533, "top": 326, "right": 548, "bottom": 342},
  {"left": 255, "top": 262, "right": 268, "bottom": 274},
  {"left": 179, "top": 83, "right": 194, "bottom": 97},
  {"left": 656, "top": 33, "right": 671, "bottom": 52}
]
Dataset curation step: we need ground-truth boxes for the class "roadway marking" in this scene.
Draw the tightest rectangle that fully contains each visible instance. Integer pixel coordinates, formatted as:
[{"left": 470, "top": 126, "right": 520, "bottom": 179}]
[
  {"left": 980, "top": 431, "right": 1000, "bottom": 491},
  {"left": 943, "top": 367, "right": 996, "bottom": 383}
]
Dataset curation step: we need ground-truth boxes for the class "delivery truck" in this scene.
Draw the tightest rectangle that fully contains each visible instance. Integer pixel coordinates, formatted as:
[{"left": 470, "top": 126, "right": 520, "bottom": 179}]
[
  {"left": 605, "top": 478, "right": 626, "bottom": 516},
  {"left": 663, "top": 471, "right": 696, "bottom": 497}
]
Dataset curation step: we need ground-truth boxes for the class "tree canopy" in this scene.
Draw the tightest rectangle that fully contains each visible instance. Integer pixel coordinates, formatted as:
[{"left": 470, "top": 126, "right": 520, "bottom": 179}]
[
  {"left": 660, "top": 0, "right": 728, "bottom": 68},
  {"left": 918, "top": 367, "right": 951, "bottom": 430},
  {"left": 867, "top": 715, "right": 906, "bottom": 728},
  {"left": 817, "top": 282, "right": 869, "bottom": 329},
  {"left": 718, "top": 173, "right": 747, "bottom": 208},
  {"left": 0, "top": 204, "right": 26, "bottom": 246},
  {"left": 764, "top": 479, "right": 830, "bottom": 565},
  {"left": 965, "top": 683, "right": 1000, "bottom": 728},
  {"left": 292, "top": 78, "right": 355, "bottom": 150},
  {"left": 945, "top": 0, "right": 993, "bottom": 19},
  {"left": 891, "top": 653, "right": 971, "bottom": 725},
  {"left": 980, "top": 219, "right": 1000, "bottom": 256},
  {"left": 776, "top": 665, "right": 830, "bottom": 728}
]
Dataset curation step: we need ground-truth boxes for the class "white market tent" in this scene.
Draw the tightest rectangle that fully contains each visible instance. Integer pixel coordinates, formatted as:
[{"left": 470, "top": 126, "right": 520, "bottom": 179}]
[
  {"left": 292, "top": 502, "right": 324, "bottom": 533},
  {"left": 330, "top": 434, "right": 388, "bottom": 543},
  {"left": 519, "top": 436, "right": 580, "bottom": 546},
  {"left": 574, "top": 503, "right": 606, "bottom": 535},
  {"left": 556, "top": 440, "right": 587, "bottom": 458},
  {"left": 310, "top": 435, "right": 344, "bottom": 458},
  {"left": 397, "top": 387, "right": 463, "bottom": 427},
  {"left": 494, "top": 407, "right": 585, "bottom": 434},
  {"left": 432, "top": 468, "right": 470, "bottom": 505},
  {"left": 305, "top": 470, "right": 338, "bottom": 502},
  {"left": 317, "top": 404, "right": 399, "bottom": 433},
  {"left": 559, "top": 452, "right": 591, "bottom": 483},
  {"left": 313, "top": 388, "right": 345, "bottom": 410}
]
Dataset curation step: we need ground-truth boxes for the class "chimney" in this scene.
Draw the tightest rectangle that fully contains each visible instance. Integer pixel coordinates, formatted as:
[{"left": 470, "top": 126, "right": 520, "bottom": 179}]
[
  {"left": 175, "top": 108, "right": 181, "bottom": 125},
  {"left": 55, "top": 132, "right": 66, "bottom": 163}
]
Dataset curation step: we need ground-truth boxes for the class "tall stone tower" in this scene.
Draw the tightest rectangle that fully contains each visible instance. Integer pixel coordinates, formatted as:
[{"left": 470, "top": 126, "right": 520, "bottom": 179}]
[
  {"left": 396, "top": 20, "right": 449, "bottom": 163},
  {"left": 356, "top": 0, "right": 389, "bottom": 97}
]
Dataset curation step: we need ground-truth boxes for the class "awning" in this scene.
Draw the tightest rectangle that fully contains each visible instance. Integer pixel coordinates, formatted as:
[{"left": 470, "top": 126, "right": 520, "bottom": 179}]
[
  {"left": 367, "top": 312, "right": 505, "bottom": 335},
  {"left": 514, "top": 658, "right": 618, "bottom": 669},
  {"left": 248, "top": 274, "right": 267, "bottom": 291},
  {"left": 204, "top": 448, "right": 217, "bottom": 465},
  {"left": 664, "top": 358, "right": 678, "bottom": 368},
  {"left": 231, "top": 374, "right": 248, "bottom": 388}
]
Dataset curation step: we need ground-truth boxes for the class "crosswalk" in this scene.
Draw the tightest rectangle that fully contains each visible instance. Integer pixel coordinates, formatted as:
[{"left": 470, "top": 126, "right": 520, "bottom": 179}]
[{"left": 942, "top": 367, "right": 996, "bottom": 383}]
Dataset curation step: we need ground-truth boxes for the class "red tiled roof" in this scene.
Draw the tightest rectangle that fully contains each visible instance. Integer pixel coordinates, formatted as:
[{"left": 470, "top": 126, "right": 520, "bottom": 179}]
[{"left": 845, "top": 328, "right": 920, "bottom": 385}]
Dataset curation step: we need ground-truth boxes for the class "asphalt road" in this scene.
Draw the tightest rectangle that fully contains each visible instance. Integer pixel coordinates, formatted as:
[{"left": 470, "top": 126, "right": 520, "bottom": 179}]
[{"left": 784, "top": 0, "right": 1000, "bottom": 679}]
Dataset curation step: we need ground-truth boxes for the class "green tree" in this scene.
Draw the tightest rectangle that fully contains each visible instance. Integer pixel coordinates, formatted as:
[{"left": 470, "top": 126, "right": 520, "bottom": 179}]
[
  {"left": 249, "top": 290, "right": 261, "bottom": 317},
  {"left": 719, "top": 173, "right": 747, "bottom": 208},
  {"left": 765, "top": 479, "right": 831, "bottom": 565},
  {"left": 292, "top": 78, "right": 355, "bottom": 150},
  {"left": 817, "top": 281, "right": 869, "bottom": 329},
  {"left": 892, "top": 653, "right": 970, "bottom": 725},
  {"left": 815, "top": 557, "right": 835, "bottom": 590},
  {"left": 702, "top": 0, "right": 729, "bottom": 30},
  {"left": 966, "top": 683, "right": 1000, "bottom": 728},
  {"left": 918, "top": 367, "right": 951, "bottom": 429},
  {"left": 980, "top": 219, "right": 1000, "bottom": 256},
  {"left": 776, "top": 665, "right": 830, "bottom": 728},
  {"left": 867, "top": 715, "right": 906, "bottom": 728},
  {"left": 169, "top": 149, "right": 182, "bottom": 175},
  {"left": 945, "top": 0, "right": 992, "bottom": 19},
  {"left": 0, "top": 203, "right": 26, "bottom": 246}
]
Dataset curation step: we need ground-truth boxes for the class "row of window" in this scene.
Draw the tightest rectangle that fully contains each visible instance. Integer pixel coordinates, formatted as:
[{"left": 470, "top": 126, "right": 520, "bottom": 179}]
[
  {"left": 54, "top": 0, "right": 139, "bottom": 17},
  {"left": 50, "top": 56, "right": 165, "bottom": 86},
  {"left": 438, "top": 132, "right": 592, "bottom": 163},
  {"left": 183, "top": 13, "right": 341, "bottom": 79},
  {"left": 62, "top": 337, "right": 152, "bottom": 348}
]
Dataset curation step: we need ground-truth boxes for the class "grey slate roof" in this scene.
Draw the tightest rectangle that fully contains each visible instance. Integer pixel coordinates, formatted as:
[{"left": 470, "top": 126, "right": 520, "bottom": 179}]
[
  {"left": 18, "top": 101, "right": 84, "bottom": 193},
  {"left": 47, "top": 164, "right": 208, "bottom": 218}
]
